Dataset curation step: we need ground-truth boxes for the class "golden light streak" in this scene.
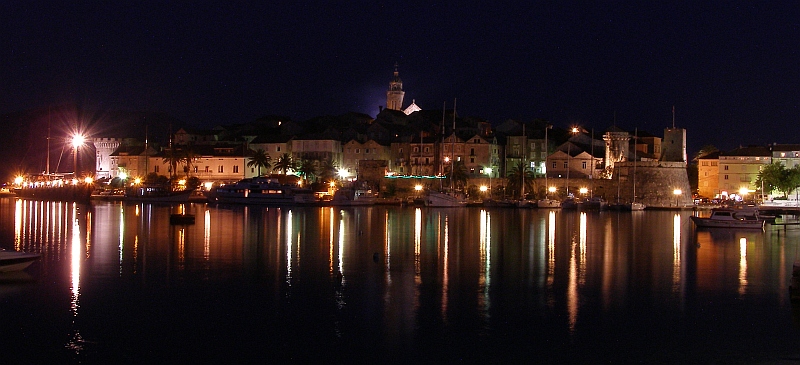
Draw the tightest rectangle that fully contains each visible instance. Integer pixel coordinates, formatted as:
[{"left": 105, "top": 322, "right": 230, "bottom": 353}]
[
  {"left": 442, "top": 214, "right": 449, "bottom": 320},
  {"left": 286, "top": 210, "right": 293, "bottom": 282},
  {"left": 739, "top": 237, "right": 748, "bottom": 295},
  {"left": 673, "top": 214, "right": 681, "bottom": 293},
  {"left": 14, "top": 199, "right": 21, "bottom": 250},
  {"left": 547, "top": 210, "right": 556, "bottom": 287},
  {"left": 119, "top": 205, "right": 124, "bottom": 275},
  {"left": 338, "top": 212, "right": 345, "bottom": 275},
  {"left": 204, "top": 210, "right": 211, "bottom": 260}
]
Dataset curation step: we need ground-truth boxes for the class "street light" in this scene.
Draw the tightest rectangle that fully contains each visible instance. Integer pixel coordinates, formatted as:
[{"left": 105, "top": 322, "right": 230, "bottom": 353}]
[
  {"left": 71, "top": 134, "right": 86, "bottom": 179},
  {"left": 485, "top": 167, "right": 493, "bottom": 199},
  {"left": 566, "top": 127, "right": 580, "bottom": 197},
  {"left": 673, "top": 189, "right": 682, "bottom": 207}
]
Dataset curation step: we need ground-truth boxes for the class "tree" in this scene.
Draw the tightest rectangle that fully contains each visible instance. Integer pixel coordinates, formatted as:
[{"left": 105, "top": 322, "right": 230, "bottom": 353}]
[
  {"left": 295, "top": 158, "right": 318, "bottom": 183},
  {"left": 247, "top": 149, "right": 272, "bottom": 176},
  {"left": 445, "top": 161, "right": 468, "bottom": 191},
  {"left": 181, "top": 146, "right": 199, "bottom": 178},
  {"left": 162, "top": 147, "right": 182, "bottom": 180},
  {"left": 272, "top": 153, "right": 295, "bottom": 175},
  {"left": 317, "top": 158, "right": 338, "bottom": 184},
  {"left": 694, "top": 144, "right": 719, "bottom": 160},
  {"left": 506, "top": 161, "right": 535, "bottom": 199},
  {"left": 755, "top": 162, "right": 800, "bottom": 198}
]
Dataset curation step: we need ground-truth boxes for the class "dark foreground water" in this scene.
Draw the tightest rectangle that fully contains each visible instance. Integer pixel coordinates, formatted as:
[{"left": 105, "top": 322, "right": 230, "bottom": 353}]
[{"left": 1, "top": 198, "right": 799, "bottom": 364}]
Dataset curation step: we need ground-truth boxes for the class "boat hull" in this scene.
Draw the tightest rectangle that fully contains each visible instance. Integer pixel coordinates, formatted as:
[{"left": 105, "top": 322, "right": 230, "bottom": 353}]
[
  {"left": 690, "top": 216, "right": 764, "bottom": 229},
  {"left": 0, "top": 251, "right": 41, "bottom": 272},
  {"left": 414, "top": 192, "right": 467, "bottom": 207}
]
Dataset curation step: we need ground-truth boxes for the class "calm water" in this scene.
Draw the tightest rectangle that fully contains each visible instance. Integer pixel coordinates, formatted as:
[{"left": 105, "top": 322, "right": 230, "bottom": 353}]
[{"left": 1, "top": 198, "right": 799, "bottom": 364}]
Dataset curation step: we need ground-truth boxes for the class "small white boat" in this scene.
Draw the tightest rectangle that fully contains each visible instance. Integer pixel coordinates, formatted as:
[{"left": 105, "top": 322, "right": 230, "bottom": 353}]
[
  {"left": 690, "top": 208, "right": 765, "bottom": 229},
  {"left": 537, "top": 199, "right": 562, "bottom": 209},
  {"left": 0, "top": 250, "right": 41, "bottom": 272},
  {"left": 414, "top": 191, "right": 467, "bottom": 207},
  {"left": 331, "top": 188, "right": 377, "bottom": 206}
]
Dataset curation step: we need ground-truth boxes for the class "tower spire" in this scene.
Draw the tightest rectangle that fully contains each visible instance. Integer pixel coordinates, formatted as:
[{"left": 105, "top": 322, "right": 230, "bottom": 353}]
[{"left": 386, "top": 62, "right": 405, "bottom": 111}]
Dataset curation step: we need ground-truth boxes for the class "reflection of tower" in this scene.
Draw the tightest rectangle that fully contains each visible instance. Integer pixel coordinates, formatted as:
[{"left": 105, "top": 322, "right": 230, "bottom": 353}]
[
  {"left": 661, "top": 128, "right": 687, "bottom": 163},
  {"left": 603, "top": 128, "right": 630, "bottom": 171},
  {"left": 386, "top": 62, "right": 405, "bottom": 111}
]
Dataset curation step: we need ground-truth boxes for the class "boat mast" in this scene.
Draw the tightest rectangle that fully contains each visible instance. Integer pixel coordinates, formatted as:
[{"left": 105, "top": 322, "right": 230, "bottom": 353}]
[
  {"left": 633, "top": 128, "right": 637, "bottom": 203},
  {"left": 451, "top": 98, "right": 456, "bottom": 191},
  {"left": 521, "top": 123, "right": 525, "bottom": 199},
  {"left": 440, "top": 101, "right": 445, "bottom": 191},
  {"left": 46, "top": 108, "right": 51, "bottom": 177},
  {"left": 544, "top": 124, "right": 549, "bottom": 199}
]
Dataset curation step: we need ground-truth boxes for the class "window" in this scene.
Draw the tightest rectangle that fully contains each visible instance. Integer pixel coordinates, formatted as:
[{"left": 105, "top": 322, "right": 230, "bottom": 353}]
[
  {"left": 218, "top": 166, "right": 224, "bottom": 173},
  {"left": 414, "top": 147, "right": 419, "bottom": 153},
  {"left": 356, "top": 149, "right": 360, "bottom": 154},
  {"left": 470, "top": 148, "right": 475, "bottom": 155},
  {"left": 424, "top": 147, "right": 429, "bottom": 153},
  {"left": 582, "top": 161, "right": 587, "bottom": 169},
  {"left": 194, "top": 166, "right": 198, "bottom": 173},
  {"left": 552, "top": 162, "right": 556, "bottom": 169},
  {"left": 470, "top": 157, "right": 475, "bottom": 163},
  {"left": 399, "top": 148, "right": 403, "bottom": 154},
  {"left": 724, "top": 165, "right": 729, "bottom": 170},
  {"left": 233, "top": 166, "right": 239, "bottom": 173},
  {"left": 277, "top": 146, "right": 281, "bottom": 152},
  {"left": 724, "top": 175, "right": 729, "bottom": 180},
  {"left": 205, "top": 166, "right": 210, "bottom": 173},
  {"left": 563, "top": 162, "right": 568, "bottom": 168},
  {"left": 154, "top": 166, "right": 159, "bottom": 173}
]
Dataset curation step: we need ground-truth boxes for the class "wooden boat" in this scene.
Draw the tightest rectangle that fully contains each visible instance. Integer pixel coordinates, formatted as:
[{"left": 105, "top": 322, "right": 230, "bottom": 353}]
[
  {"left": 537, "top": 198, "right": 562, "bottom": 209},
  {"left": 125, "top": 185, "right": 195, "bottom": 203},
  {"left": 331, "top": 188, "right": 377, "bottom": 206},
  {"left": 414, "top": 191, "right": 467, "bottom": 207},
  {"left": 690, "top": 208, "right": 765, "bottom": 229},
  {"left": 206, "top": 177, "right": 313, "bottom": 205},
  {"left": 0, "top": 250, "right": 41, "bottom": 272},
  {"left": 581, "top": 197, "right": 608, "bottom": 211}
]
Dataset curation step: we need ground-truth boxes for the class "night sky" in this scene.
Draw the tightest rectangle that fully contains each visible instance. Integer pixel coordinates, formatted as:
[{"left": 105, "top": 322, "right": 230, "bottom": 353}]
[{"left": 3, "top": 1, "right": 799, "bottom": 155}]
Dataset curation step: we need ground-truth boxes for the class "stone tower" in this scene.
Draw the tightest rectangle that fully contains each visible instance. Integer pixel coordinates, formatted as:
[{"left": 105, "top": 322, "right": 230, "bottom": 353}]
[
  {"left": 661, "top": 127, "right": 687, "bottom": 163},
  {"left": 603, "top": 127, "right": 630, "bottom": 172},
  {"left": 386, "top": 62, "right": 405, "bottom": 111}
]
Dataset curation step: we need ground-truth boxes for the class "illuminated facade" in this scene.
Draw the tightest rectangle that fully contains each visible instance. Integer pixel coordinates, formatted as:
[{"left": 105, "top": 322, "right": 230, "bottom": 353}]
[{"left": 386, "top": 62, "right": 405, "bottom": 111}]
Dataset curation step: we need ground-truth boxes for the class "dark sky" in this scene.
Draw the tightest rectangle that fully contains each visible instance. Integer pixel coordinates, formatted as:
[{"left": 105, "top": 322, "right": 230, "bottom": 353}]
[{"left": 3, "top": 1, "right": 799, "bottom": 155}]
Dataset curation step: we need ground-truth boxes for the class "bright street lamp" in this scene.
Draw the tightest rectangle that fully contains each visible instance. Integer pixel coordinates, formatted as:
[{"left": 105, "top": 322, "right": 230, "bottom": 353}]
[
  {"left": 673, "top": 189, "right": 682, "bottom": 207},
  {"left": 71, "top": 134, "right": 86, "bottom": 178}
]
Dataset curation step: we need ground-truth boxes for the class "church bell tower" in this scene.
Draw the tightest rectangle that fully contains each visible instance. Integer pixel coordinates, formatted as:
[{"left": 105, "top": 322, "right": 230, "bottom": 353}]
[{"left": 386, "top": 62, "right": 405, "bottom": 111}]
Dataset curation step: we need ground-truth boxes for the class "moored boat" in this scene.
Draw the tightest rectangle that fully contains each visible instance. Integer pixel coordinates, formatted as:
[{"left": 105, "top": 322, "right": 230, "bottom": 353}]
[
  {"left": 331, "top": 188, "right": 377, "bottom": 206},
  {"left": 206, "top": 176, "right": 311, "bottom": 205},
  {"left": 125, "top": 184, "right": 195, "bottom": 203},
  {"left": 690, "top": 208, "right": 765, "bottom": 229},
  {"left": 414, "top": 191, "right": 467, "bottom": 207},
  {"left": 537, "top": 198, "right": 562, "bottom": 209},
  {"left": 0, "top": 250, "right": 41, "bottom": 272}
]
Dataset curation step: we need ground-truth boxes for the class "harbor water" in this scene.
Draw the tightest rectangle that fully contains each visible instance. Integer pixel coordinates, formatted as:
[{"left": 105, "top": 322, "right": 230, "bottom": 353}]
[{"left": 1, "top": 199, "right": 799, "bottom": 363}]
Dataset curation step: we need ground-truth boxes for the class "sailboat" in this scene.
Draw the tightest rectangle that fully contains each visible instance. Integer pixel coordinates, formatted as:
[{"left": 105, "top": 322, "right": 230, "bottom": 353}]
[
  {"left": 416, "top": 99, "right": 467, "bottom": 208},
  {"left": 626, "top": 128, "right": 645, "bottom": 210}
]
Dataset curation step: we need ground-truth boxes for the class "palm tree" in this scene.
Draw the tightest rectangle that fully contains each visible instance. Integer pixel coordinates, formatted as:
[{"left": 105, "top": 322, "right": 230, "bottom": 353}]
[
  {"left": 506, "top": 161, "right": 535, "bottom": 199},
  {"left": 446, "top": 161, "right": 468, "bottom": 192},
  {"left": 317, "top": 158, "right": 338, "bottom": 184},
  {"left": 247, "top": 149, "right": 272, "bottom": 176},
  {"left": 272, "top": 153, "right": 295, "bottom": 175},
  {"left": 162, "top": 147, "right": 182, "bottom": 180},
  {"left": 181, "top": 146, "right": 199, "bottom": 178},
  {"left": 295, "top": 158, "right": 318, "bottom": 183}
]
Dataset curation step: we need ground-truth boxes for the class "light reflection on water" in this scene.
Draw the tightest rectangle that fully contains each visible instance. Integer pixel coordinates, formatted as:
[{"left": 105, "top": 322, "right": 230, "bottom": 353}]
[{"left": 1, "top": 200, "right": 800, "bottom": 363}]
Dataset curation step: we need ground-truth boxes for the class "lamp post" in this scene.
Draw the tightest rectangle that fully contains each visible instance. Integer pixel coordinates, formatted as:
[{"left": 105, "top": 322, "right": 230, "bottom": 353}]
[
  {"left": 71, "top": 134, "right": 86, "bottom": 179},
  {"left": 565, "top": 127, "right": 580, "bottom": 198},
  {"left": 673, "top": 189, "right": 682, "bottom": 208},
  {"left": 485, "top": 167, "right": 493, "bottom": 199}
]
